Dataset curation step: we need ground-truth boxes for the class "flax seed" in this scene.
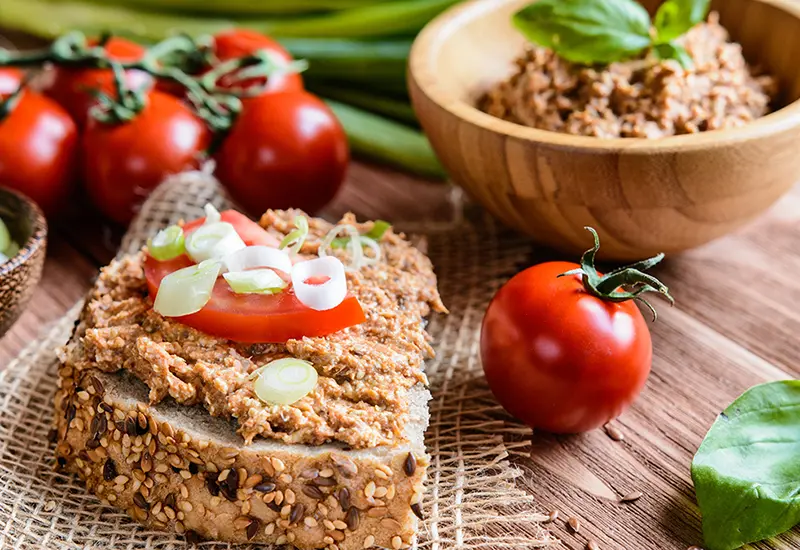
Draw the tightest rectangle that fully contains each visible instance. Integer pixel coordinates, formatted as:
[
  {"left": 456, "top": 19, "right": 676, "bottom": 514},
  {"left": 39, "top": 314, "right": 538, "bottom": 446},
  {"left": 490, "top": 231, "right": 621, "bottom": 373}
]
[
  {"left": 289, "top": 503, "right": 304, "bottom": 525},
  {"left": 411, "top": 502, "right": 424, "bottom": 520},
  {"left": 314, "top": 476, "right": 336, "bottom": 487},
  {"left": 255, "top": 481, "right": 276, "bottom": 493},
  {"left": 403, "top": 453, "right": 416, "bottom": 477},
  {"left": 304, "top": 484, "right": 325, "bottom": 500},
  {"left": 246, "top": 518, "right": 260, "bottom": 540},
  {"left": 345, "top": 506, "right": 360, "bottom": 530}
]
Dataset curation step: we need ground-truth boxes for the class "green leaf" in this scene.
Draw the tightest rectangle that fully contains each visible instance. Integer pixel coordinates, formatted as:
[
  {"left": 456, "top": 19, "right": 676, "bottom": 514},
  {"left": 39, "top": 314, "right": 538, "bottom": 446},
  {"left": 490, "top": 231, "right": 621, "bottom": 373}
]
[
  {"left": 331, "top": 220, "right": 391, "bottom": 249},
  {"left": 652, "top": 42, "right": 693, "bottom": 69},
  {"left": 512, "top": 0, "right": 653, "bottom": 65},
  {"left": 653, "top": 0, "right": 710, "bottom": 43},
  {"left": 691, "top": 380, "right": 800, "bottom": 550}
]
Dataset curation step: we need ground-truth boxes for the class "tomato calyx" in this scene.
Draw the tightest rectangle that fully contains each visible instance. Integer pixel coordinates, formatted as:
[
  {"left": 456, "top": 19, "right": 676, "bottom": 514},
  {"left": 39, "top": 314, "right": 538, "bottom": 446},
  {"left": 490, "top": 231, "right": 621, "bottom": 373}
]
[
  {"left": 0, "top": 71, "right": 26, "bottom": 123},
  {"left": 558, "top": 227, "right": 675, "bottom": 320}
]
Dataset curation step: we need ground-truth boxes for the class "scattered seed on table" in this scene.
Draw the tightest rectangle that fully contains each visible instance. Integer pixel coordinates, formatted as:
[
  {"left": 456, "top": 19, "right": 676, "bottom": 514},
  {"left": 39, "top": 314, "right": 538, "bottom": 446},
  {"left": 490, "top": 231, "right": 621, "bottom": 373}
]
[
  {"left": 619, "top": 491, "right": 643, "bottom": 503},
  {"left": 567, "top": 516, "right": 580, "bottom": 532},
  {"left": 587, "top": 542, "right": 599, "bottom": 550},
  {"left": 687, "top": 546, "right": 705, "bottom": 550},
  {"left": 547, "top": 510, "right": 559, "bottom": 522},
  {"left": 603, "top": 423, "right": 624, "bottom": 441}
]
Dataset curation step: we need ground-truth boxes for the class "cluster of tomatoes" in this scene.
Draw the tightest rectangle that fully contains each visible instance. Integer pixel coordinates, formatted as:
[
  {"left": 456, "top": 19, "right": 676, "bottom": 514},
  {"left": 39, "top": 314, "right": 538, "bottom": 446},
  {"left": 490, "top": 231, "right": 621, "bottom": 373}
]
[{"left": 0, "top": 30, "right": 348, "bottom": 223}]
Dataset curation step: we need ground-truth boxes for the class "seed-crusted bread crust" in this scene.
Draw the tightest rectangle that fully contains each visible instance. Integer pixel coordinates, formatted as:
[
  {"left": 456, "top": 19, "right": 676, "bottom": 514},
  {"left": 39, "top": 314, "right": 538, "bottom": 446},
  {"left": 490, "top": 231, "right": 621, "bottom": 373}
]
[{"left": 54, "top": 368, "right": 430, "bottom": 550}]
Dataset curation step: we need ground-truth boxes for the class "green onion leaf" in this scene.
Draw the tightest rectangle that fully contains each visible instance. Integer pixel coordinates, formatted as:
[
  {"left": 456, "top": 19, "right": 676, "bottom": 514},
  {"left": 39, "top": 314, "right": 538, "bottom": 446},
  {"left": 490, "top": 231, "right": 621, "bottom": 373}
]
[
  {"left": 223, "top": 269, "right": 287, "bottom": 295},
  {"left": 0, "top": 218, "right": 10, "bottom": 254},
  {"left": 3, "top": 240, "right": 19, "bottom": 259},
  {"left": 147, "top": 225, "right": 186, "bottom": 261},
  {"left": 186, "top": 222, "right": 246, "bottom": 263},
  {"left": 331, "top": 219, "right": 390, "bottom": 249},
  {"left": 153, "top": 259, "right": 221, "bottom": 317},
  {"left": 279, "top": 215, "right": 309, "bottom": 256},
  {"left": 254, "top": 358, "right": 319, "bottom": 406}
]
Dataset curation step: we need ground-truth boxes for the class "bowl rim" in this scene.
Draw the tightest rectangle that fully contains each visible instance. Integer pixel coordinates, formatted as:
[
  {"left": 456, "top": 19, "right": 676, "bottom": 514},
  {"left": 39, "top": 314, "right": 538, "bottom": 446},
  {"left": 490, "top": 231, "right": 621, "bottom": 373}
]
[
  {"left": 409, "top": 0, "right": 800, "bottom": 152},
  {"left": 0, "top": 187, "right": 47, "bottom": 277}
]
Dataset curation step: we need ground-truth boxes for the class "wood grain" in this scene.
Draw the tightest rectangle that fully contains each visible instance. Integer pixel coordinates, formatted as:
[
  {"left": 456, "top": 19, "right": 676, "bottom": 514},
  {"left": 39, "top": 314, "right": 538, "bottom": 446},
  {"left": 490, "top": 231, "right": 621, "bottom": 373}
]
[{"left": 408, "top": 0, "right": 800, "bottom": 260}]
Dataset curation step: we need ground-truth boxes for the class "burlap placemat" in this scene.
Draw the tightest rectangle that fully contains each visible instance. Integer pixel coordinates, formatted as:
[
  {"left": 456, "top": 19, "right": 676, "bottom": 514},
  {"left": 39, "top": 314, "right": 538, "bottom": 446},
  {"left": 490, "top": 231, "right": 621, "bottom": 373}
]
[{"left": 0, "top": 170, "right": 552, "bottom": 549}]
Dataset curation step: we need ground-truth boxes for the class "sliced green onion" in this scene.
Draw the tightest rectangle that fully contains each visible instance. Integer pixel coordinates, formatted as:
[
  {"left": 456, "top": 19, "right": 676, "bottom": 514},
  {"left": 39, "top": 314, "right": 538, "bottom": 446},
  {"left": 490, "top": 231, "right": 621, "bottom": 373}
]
[
  {"left": 320, "top": 224, "right": 381, "bottom": 271},
  {"left": 0, "top": 217, "right": 10, "bottom": 253},
  {"left": 279, "top": 215, "right": 309, "bottom": 256},
  {"left": 3, "top": 240, "right": 19, "bottom": 259},
  {"left": 223, "top": 269, "right": 287, "bottom": 295},
  {"left": 153, "top": 259, "right": 221, "bottom": 317},
  {"left": 331, "top": 219, "right": 390, "bottom": 249},
  {"left": 186, "top": 222, "right": 246, "bottom": 263},
  {"left": 147, "top": 225, "right": 186, "bottom": 261},
  {"left": 254, "top": 358, "right": 318, "bottom": 406},
  {"left": 204, "top": 203, "right": 222, "bottom": 225}
]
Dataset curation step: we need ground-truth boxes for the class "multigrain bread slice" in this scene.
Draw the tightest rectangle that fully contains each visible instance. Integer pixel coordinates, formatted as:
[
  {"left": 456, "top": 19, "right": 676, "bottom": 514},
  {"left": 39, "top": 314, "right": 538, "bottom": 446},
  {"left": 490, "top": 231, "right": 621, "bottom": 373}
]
[
  {"left": 54, "top": 210, "right": 445, "bottom": 549},
  {"left": 55, "top": 369, "right": 429, "bottom": 549}
]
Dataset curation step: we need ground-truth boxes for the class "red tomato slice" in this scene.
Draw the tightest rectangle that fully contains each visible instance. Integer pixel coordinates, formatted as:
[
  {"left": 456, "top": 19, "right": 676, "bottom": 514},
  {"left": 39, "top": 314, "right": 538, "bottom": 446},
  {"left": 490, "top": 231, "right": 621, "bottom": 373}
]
[
  {"left": 143, "top": 216, "right": 366, "bottom": 343},
  {"left": 182, "top": 209, "right": 280, "bottom": 247}
]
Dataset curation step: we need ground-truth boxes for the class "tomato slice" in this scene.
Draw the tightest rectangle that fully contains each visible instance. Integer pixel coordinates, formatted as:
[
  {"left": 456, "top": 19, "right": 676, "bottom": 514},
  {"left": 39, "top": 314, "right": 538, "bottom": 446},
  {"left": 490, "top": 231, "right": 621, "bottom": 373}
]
[
  {"left": 143, "top": 216, "right": 366, "bottom": 343},
  {"left": 182, "top": 210, "right": 280, "bottom": 247}
]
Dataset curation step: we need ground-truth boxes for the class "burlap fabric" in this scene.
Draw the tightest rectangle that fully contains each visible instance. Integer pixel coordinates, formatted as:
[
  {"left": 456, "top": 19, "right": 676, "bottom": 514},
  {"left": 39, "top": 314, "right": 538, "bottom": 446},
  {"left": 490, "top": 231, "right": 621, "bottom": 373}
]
[{"left": 0, "top": 170, "right": 552, "bottom": 549}]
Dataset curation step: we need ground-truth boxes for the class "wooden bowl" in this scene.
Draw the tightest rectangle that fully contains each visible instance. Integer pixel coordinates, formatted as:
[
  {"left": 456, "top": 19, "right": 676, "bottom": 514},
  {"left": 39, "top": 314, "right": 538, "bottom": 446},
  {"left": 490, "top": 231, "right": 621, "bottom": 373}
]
[
  {"left": 0, "top": 187, "right": 47, "bottom": 337},
  {"left": 408, "top": 0, "right": 800, "bottom": 259}
]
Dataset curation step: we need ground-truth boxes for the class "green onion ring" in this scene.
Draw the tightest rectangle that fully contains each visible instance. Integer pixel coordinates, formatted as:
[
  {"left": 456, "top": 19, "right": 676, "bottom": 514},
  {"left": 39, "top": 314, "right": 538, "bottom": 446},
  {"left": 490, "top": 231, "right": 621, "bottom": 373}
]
[
  {"left": 147, "top": 225, "right": 186, "bottom": 261},
  {"left": 279, "top": 215, "right": 309, "bottom": 256},
  {"left": 253, "top": 358, "right": 319, "bottom": 406}
]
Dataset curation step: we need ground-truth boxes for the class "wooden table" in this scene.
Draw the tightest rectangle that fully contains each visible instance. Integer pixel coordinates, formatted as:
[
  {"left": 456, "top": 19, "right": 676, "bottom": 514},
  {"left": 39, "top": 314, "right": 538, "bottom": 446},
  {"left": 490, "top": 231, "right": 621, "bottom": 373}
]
[{"left": 2, "top": 161, "right": 799, "bottom": 550}]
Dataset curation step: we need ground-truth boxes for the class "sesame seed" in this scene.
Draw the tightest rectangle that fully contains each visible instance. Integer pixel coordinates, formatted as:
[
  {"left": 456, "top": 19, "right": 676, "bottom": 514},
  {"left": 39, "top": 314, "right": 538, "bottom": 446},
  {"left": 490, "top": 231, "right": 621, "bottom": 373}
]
[
  {"left": 363, "top": 535, "right": 375, "bottom": 548},
  {"left": 164, "top": 507, "right": 176, "bottom": 520},
  {"left": 210, "top": 496, "right": 221, "bottom": 507},
  {"left": 318, "top": 503, "right": 329, "bottom": 516},
  {"left": 305, "top": 517, "right": 318, "bottom": 527},
  {"left": 587, "top": 542, "right": 600, "bottom": 550},
  {"left": 233, "top": 516, "right": 251, "bottom": 530},
  {"left": 323, "top": 536, "right": 335, "bottom": 545},
  {"left": 274, "top": 490, "right": 284, "bottom": 505},
  {"left": 179, "top": 470, "right": 191, "bottom": 480},
  {"left": 280, "top": 504, "right": 291, "bottom": 517},
  {"left": 620, "top": 491, "right": 643, "bottom": 503},
  {"left": 271, "top": 458, "right": 286, "bottom": 472},
  {"left": 244, "top": 474, "right": 263, "bottom": 488},
  {"left": 333, "top": 520, "right": 348, "bottom": 530},
  {"left": 301, "top": 468, "right": 319, "bottom": 479},
  {"left": 367, "top": 506, "right": 388, "bottom": 517},
  {"left": 392, "top": 535, "right": 402, "bottom": 549},
  {"left": 604, "top": 423, "right": 625, "bottom": 441},
  {"left": 364, "top": 481, "right": 376, "bottom": 498},
  {"left": 547, "top": 510, "right": 559, "bottom": 522},
  {"left": 386, "top": 484, "right": 396, "bottom": 500},
  {"left": 567, "top": 516, "right": 580, "bottom": 532},
  {"left": 319, "top": 468, "right": 334, "bottom": 478},
  {"left": 218, "top": 469, "right": 230, "bottom": 482},
  {"left": 178, "top": 501, "right": 193, "bottom": 513},
  {"left": 113, "top": 475, "right": 129, "bottom": 485},
  {"left": 324, "top": 519, "right": 336, "bottom": 530},
  {"left": 381, "top": 518, "right": 402, "bottom": 531},
  {"left": 287, "top": 532, "right": 296, "bottom": 543},
  {"left": 275, "top": 535, "right": 287, "bottom": 545},
  {"left": 264, "top": 522, "right": 276, "bottom": 535},
  {"left": 279, "top": 473, "right": 293, "bottom": 484},
  {"left": 44, "top": 500, "right": 56, "bottom": 512},
  {"left": 285, "top": 489, "right": 296, "bottom": 504},
  {"left": 330, "top": 530, "right": 345, "bottom": 542},
  {"left": 374, "top": 486, "right": 388, "bottom": 498}
]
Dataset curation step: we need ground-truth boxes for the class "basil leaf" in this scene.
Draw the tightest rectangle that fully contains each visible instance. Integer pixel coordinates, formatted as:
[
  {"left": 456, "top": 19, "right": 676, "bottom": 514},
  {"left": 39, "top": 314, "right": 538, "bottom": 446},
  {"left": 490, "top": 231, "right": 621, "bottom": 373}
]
[
  {"left": 691, "top": 380, "right": 800, "bottom": 550},
  {"left": 331, "top": 220, "right": 391, "bottom": 249},
  {"left": 513, "top": 0, "right": 653, "bottom": 65},
  {"left": 652, "top": 42, "right": 693, "bottom": 69},
  {"left": 653, "top": 0, "right": 710, "bottom": 43}
]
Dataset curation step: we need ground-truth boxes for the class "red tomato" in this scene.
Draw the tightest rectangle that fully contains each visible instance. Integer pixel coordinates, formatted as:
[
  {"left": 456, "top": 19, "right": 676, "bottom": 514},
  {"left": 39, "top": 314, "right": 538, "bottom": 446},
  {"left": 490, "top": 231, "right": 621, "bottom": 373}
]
[
  {"left": 182, "top": 210, "right": 280, "bottom": 247},
  {"left": 143, "top": 219, "right": 366, "bottom": 343},
  {"left": 43, "top": 37, "right": 153, "bottom": 127},
  {"left": 212, "top": 29, "right": 303, "bottom": 94},
  {"left": 0, "top": 88, "right": 78, "bottom": 216},
  {"left": 215, "top": 92, "right": 348, "bottom": 216},
  {"left": 0, "top": 68, "right": 22, "bottom": 97},
  {"left": 480, "top": 261, "right": 652, "bottom": 433},
  {"left": 82, "top": 91, "right": 211, "bottom": 225}
]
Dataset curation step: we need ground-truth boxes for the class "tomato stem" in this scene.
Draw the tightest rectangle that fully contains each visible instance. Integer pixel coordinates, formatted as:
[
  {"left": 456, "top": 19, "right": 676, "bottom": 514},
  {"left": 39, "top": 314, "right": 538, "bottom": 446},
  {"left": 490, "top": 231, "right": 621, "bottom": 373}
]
[
  {"left": 0, "top": 30, "right": 306, "bottom": 133},
  {"left": 559, "top": 227, "right": 674, "bottom": 321}
]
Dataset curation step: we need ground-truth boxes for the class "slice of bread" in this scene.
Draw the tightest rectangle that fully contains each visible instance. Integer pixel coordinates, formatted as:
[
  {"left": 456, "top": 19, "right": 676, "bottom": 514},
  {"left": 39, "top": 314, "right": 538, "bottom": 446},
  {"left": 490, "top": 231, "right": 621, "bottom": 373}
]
[{"left": 55, "top": 367, "right": 430, "bottom": 550}]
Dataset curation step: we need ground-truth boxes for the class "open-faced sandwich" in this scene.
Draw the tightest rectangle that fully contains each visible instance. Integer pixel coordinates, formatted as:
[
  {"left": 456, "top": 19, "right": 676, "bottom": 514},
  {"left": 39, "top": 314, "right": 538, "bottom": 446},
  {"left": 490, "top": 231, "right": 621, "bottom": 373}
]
[{"left": 55, "top": 206, "right": 446, "bottom": 549}]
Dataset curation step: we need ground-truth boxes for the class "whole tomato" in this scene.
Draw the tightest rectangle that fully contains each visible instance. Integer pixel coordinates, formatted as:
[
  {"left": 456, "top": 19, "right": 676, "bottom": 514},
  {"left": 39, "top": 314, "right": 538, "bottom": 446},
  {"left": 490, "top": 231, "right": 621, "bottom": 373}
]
[
  {"left": 82, "top": 91, "right": 210, "bottom": 225},
  {"left": 215, "top": 91, "right": 348, "bottom": 216},
  {"left": 43, "top": 37, "right": 153, "bottom": 127},
  {"left": 211, "top": 29, "right": 303, "bottom": 94},
  {"left": 0, "top": 85, "right": 78, "bottom": 216},
  {"left": 480, "top": 230, "right": 673, "bottom": 433}
]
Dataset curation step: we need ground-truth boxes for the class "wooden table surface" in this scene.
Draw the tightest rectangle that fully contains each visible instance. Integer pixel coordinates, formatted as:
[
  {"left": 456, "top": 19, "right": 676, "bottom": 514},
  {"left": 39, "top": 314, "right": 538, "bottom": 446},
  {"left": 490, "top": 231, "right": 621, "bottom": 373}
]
[{"left": 2, "top": 160, "right": 799, "bottom": 550}]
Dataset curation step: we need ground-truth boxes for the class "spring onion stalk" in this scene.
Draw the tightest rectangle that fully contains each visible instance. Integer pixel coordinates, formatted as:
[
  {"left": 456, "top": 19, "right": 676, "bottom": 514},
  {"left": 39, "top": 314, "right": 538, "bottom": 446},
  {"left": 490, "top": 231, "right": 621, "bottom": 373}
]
[
  {"left": 0, "top": 218, "right": 10, "bottom": 254},
  {"left": 281, "top": 38, "right": 411, "bottom": 83},
  {"left": 222, "top": 245, "right": 292, "bottom": 274},
  {"left": 0, "top": 0, "right": 458, "bottom": 41},
  {"left": 223, "top": 269, "right": 286, "bottom": 294},
  {"left": 91, "top": 0, "right": 390, "bottom": 16},
  {"left": 326, "top": 100, "right": 446, "bottom": 179},
  {"left": 319, "top": 224, "right": 380, "bottom": 271},
  {"left": 203, "top": 203, "right": 222, "bottom": 225},
  {"left": 186, "top": 222, "right": 246, "bottom": 263},
  {"left": 314, "top": 84, "right": 418, "bottom": 125},
  {"left": 154, "top": 259, "right": 221, "bottom": 317},
  {"left": 292, "top": 256, "right": 347, "bottom": 311},
  {"left": 253, "top": 358, "right": 318, "bottom": 405},
  {"left": 279, "top": 216, "right": 309, "bottom": 257},
  {"left": 147, "top": 225, "right": 185, "bottom": 261}
]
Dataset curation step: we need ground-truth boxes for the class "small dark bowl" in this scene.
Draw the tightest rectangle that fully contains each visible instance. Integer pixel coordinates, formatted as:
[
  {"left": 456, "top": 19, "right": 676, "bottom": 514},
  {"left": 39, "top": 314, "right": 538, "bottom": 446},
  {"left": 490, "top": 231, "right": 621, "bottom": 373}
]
[{"left": 0, "top": 187, "right": 47, "bottom": 337}]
